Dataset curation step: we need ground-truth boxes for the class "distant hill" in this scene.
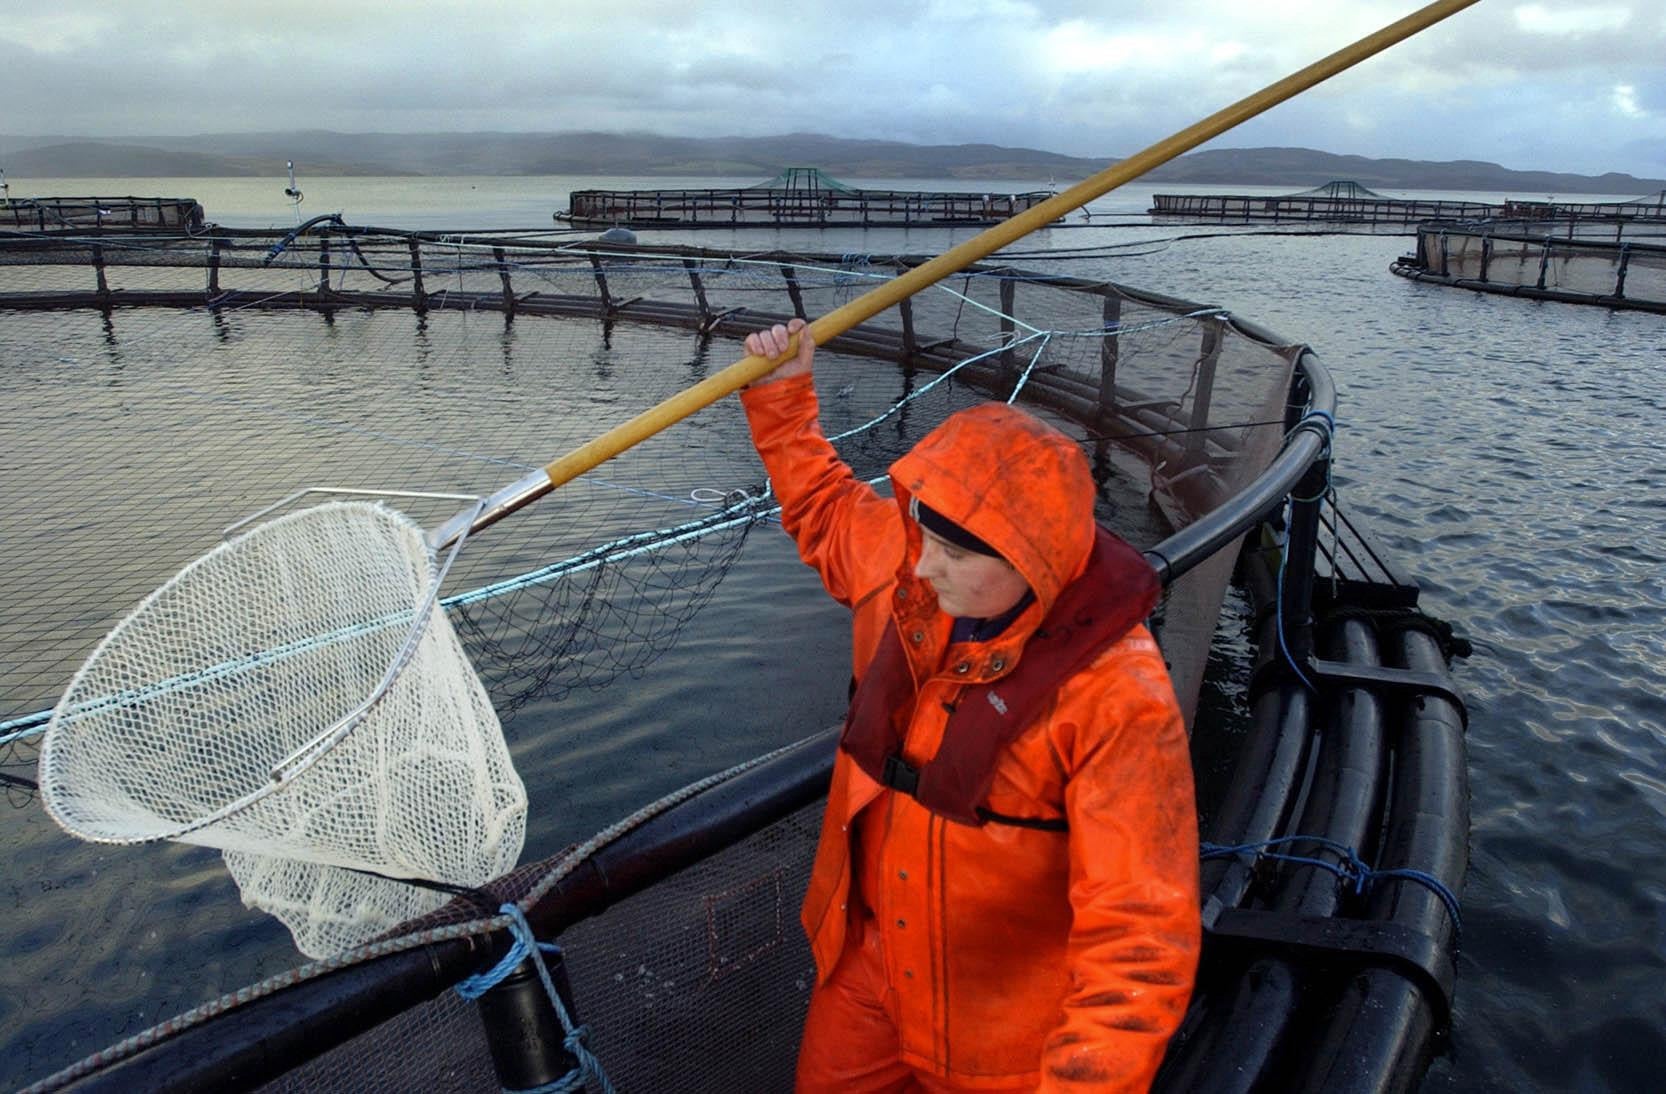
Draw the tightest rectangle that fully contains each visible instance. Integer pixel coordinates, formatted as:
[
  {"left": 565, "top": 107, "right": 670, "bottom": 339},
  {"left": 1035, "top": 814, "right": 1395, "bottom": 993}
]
[
  {"left": 1148, "top": 147, "right": 1663, "bottom": 195},
  {"left": 2, "top": 137, "right": 415, "bottom": 178},
  {"left": 3, "top": 131, "right": 1661, "bottom": 195},
  {"left": 5, "top": 141, "right": 257, "bottom": 177}
]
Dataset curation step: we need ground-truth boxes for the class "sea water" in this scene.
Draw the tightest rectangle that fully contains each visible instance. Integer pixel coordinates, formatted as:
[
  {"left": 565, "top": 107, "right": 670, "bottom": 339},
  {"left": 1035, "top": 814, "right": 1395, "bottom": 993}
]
[{"left": 2, "top": 176, "right": 1663, "bottom": 1092}]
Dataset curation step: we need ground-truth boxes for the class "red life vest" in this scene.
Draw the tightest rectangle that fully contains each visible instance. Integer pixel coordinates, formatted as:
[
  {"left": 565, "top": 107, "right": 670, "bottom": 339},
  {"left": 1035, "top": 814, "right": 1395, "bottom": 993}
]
[{"left": 840, "top": 526, "right": 1161, "bottom": 826}]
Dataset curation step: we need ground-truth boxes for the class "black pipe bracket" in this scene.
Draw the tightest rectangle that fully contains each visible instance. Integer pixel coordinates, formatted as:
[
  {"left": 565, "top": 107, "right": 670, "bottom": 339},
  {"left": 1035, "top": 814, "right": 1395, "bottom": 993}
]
[
  {"left": 1202, "top": 905, "right": 1455, "bottom": 1037},
  {"left": 1249, "top": 657, "right": 1468, "bottom": 729}
]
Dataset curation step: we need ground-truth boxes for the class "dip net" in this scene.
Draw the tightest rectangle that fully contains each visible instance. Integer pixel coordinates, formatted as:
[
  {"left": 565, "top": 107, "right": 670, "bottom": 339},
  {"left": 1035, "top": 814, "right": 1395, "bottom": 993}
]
[{"left": 40, "top": 501, "right": 526, "bottom": 957}]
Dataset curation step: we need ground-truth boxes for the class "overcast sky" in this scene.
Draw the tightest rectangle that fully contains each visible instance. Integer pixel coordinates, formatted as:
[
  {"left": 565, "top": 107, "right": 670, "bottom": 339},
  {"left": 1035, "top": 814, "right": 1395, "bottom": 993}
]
[{"left": 1, "top": 0, "right": 1662, "bottom": 178}]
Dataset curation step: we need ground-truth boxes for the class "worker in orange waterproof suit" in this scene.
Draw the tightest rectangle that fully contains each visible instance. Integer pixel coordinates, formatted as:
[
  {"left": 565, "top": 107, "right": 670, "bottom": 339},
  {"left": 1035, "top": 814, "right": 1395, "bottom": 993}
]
[{"left": 739, "top": 319, "right": 1200, "bottom": 1093}]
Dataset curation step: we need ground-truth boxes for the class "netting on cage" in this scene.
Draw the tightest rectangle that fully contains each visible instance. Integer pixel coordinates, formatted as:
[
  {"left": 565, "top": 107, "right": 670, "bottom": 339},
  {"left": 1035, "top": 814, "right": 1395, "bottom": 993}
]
[{"left": 255, "top": 796, "right": 828, "bottom": 1094}]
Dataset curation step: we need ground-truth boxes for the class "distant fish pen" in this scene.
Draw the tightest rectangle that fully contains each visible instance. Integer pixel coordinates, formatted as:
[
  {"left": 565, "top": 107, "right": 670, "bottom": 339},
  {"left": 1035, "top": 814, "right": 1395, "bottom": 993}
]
[
  {"left": 1391, "top": 219, "right": 1666, "bottom": 312},
  {"left": 559, "top": 167, "right": 1056, "bottom": 229},
  {"left": 1151, "top": 180, "right": 1496, "bottom": 225},
  {"left": 1499, "top": 190, "right": 1666, "bottom": 221},
  {"left": 1154, "top": 182, "right": 1666, "bottom": 232},
  {"left": 0, "top": 195, "right": 205, "bottom": 233},
  {"left": 3, "top": 225, "right": 1466, "bottom": 1094}
]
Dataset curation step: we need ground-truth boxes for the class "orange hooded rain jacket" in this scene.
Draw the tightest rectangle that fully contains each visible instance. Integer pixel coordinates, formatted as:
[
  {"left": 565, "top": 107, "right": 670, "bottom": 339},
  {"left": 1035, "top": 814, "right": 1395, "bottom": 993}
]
[{"left": 741, "top": 374, "right": 1200, "bottom": 1092}]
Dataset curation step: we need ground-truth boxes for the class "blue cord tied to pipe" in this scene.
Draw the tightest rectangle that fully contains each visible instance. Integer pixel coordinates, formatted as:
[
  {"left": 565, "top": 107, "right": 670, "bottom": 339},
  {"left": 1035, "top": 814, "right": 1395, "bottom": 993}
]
[
  {"left": 1274, "top": 534, "right": 1318, "bottom": 693},
  {"left": 1296, "top": 407, "right": 1336, "bottom": 449},
  {"left": 1201, "top": 835, "right": 1462, "bottom": 932},
  {"left": 456, "top": 903, "right": 619, "bottom": 1094}
]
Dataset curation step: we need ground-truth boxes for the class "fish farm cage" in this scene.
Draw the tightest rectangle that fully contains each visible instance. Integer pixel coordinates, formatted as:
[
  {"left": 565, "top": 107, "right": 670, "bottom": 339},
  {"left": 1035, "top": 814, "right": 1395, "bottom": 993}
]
[
  {"left": 1, "top": 220, "right": 1468, "bottom": 1093},
  {"left": 560, "top": 167, "right": 1056, "bottom": 229},
  {"left": 1392, "top": 218, "right": 1666, "bottom": 312},
  {"left": 1497, "top": 190, "right": 1666, "bottom": 221},
  {"left": 0, "top": 195, "right": 205, "bottom": 233},
  {"left": 1149, "top": 181, "right": 1495, "bottom": 226},
  {"left": 1153, "top": 183, "right": 1666, "bottom": 236}
]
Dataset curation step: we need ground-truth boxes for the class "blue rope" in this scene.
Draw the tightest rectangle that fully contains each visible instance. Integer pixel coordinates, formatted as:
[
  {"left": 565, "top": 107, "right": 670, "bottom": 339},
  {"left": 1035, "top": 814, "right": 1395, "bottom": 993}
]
[
  {"left": 1274, "top": 536, "right": 1317, "bottom": 692},
  {"left": 1299, "top": 408, "right": 1336, "bottom": 442},
  {"left": 454, "top": 924, "right": 532, "bottom": 1000},
  {"left": 834, "top": 253, "right": 872, "bottom": 287},
  {"left": 457, "top": 903, "right": 619, "bottom": 1094},
  {"left": 1201, "top": 836, "right": 1462, "bottom": 930}
]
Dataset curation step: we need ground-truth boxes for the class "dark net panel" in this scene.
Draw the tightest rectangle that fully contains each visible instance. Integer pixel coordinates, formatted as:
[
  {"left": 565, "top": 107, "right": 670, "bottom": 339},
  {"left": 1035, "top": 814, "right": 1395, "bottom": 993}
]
[
  {"left": 558, "top": 802, "right": 822, "bottom": 1093},
  {"left": 257, "top": 800, "right": 824, "bottom": 1093},
  {"left": 257, "top": 991, "right": 499, "bottom": 1094}
]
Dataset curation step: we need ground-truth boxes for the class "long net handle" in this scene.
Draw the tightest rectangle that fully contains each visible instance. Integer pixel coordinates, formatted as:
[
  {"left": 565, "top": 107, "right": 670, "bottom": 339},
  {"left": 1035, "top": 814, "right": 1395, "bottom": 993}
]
[{"left": 451, "top": 0, "right": 1478, "bottom": 542}]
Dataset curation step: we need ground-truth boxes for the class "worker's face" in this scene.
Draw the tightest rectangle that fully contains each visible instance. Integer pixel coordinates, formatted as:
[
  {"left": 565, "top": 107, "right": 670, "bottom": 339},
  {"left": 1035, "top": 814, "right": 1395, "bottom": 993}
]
[{"left": 913, "top": 527, "right": 1030, "bottom": 620}]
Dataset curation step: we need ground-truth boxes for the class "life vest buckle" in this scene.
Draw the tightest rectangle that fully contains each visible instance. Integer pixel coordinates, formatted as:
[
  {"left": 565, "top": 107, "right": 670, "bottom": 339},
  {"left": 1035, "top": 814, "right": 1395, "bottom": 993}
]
[{"left": 881, "top": 753, "right": 921, "bottom": 796}]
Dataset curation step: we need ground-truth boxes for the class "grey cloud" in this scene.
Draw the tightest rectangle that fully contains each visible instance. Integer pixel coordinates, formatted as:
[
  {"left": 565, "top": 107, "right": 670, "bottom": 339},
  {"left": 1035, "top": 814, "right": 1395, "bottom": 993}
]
[
  {"left": 1410, "top": 2, "right": 1665, "bottom": 74},
  {"left": 0, "top": 1, "right": 1661, "bottom": 177}
]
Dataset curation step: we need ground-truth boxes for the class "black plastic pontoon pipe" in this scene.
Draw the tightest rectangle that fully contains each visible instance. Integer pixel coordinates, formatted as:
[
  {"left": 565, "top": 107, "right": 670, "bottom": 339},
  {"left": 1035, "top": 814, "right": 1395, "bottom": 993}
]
[
  {"left": 478, "top": 953, "right": 583, "bottom": 1090},
  {"left": 50, "top": 938, "right": 491, "bottom": 1093},
  {"left": 1288, "top": 627, "right": 1467, "bottom": 1094},
  {"left": 1177, "top": 617, "right": 1386, "bottom": 1093},
  {"left": 1196, "top": 543, "right": 1315, "bottom": 906},
  {"left": 1157, "top": 695, "right": 1313, "bottom": 1091},
  {"left": 1156, "top": 547, "right": 1315, "bottom": 1091}
]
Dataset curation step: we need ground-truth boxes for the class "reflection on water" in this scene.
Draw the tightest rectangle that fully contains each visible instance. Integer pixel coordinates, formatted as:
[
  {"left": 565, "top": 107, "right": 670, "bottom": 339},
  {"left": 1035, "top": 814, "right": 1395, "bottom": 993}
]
[{"left": 2, "top": 182, "right": 1665, "bottom": 1091}]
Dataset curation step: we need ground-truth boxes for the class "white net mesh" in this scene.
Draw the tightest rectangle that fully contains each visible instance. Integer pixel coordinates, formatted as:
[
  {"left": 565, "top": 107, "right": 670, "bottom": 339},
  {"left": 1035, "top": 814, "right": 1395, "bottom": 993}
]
[{"left": 38, "top": 501, "right": 526, "bottom": 957}]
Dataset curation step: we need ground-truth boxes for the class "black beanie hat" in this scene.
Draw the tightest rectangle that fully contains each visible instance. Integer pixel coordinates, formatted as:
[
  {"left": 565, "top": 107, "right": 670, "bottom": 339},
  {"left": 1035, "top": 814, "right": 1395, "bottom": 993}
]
[{"left": 910, "top": 497, "right": 1002, "bottom": 558}]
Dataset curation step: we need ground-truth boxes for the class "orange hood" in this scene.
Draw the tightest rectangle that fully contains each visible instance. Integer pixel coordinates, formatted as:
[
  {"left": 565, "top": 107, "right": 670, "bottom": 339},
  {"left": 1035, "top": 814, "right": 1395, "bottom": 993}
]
[{"left": 888, "top": 402, "right": 1097, "bottom": 617}]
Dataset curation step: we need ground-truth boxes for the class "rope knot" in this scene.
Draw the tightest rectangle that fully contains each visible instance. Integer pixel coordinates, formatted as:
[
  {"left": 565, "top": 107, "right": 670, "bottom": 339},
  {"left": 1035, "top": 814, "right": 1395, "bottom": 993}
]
[
  {"left": 563, "top": 1022, "right": 593, "bottom": 1055},
  {"left": 1200, "top": 836, "right": 1461, "bottom": 932}
]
